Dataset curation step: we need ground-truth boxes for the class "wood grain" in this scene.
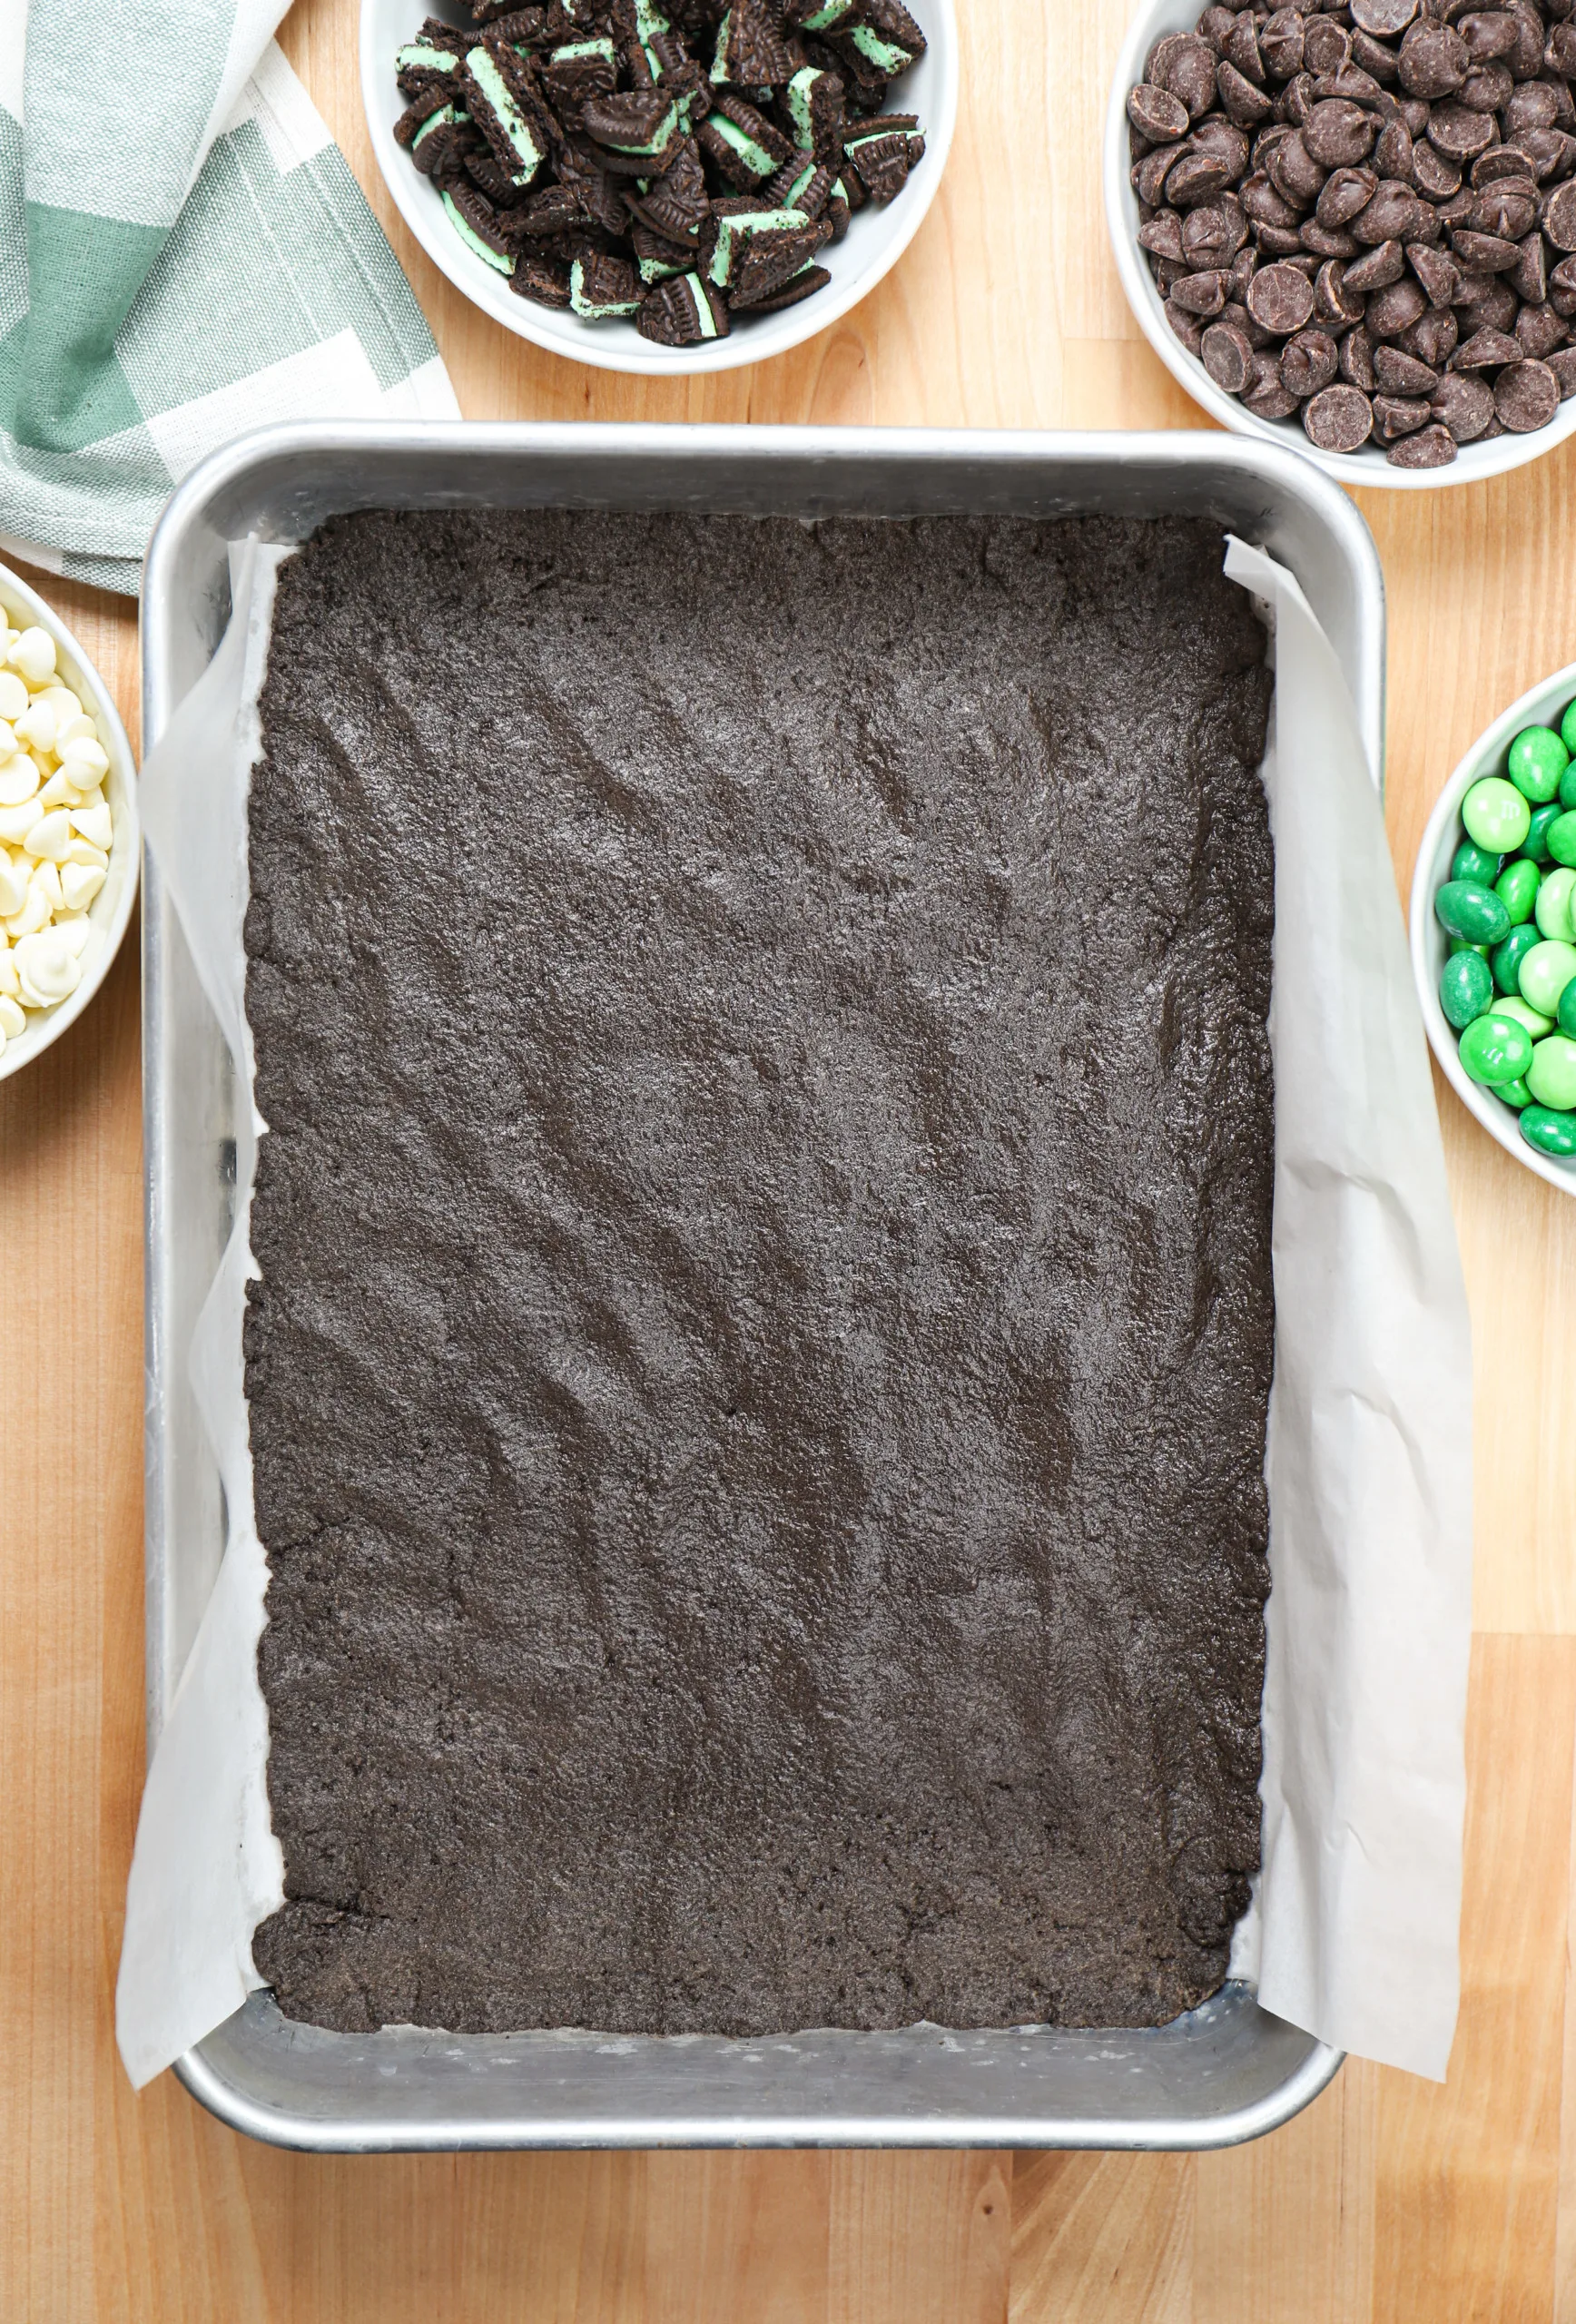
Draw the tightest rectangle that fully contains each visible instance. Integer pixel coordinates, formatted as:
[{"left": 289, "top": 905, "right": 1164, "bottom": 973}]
[{"left": 5, "top": 0, "right": 1576, "bottom": 2313}]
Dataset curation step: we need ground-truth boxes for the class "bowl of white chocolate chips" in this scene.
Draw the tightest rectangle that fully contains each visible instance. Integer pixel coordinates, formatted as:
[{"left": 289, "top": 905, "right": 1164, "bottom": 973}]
[{"left": 0, "top": 564, "right": 138, "bottom": 1081}]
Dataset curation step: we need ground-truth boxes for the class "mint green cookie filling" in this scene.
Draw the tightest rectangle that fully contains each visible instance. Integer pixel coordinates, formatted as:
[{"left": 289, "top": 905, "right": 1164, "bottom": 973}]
[
  {"left": 639, "top": 253, "right": 687, "bottom": 282},
  {"left": 710, "top": 206, "right": 810, "bottom": 285},
  {"left": 467, "top": 46, "right": 547, "bottom": 182},
  {"left": 601, "top": 95, "right": 684, "bottom": 153},
  {"left": 681, "top": 272, "right": 721, "bottom": 339},
  {"left": 711, "top": 9, "right": 734, "bottom": 80},
  {"left": 706, "top": 112, "right": 777, "bottom": 176},
  {"left": 441, "top": 191, "right": 517, "bottom": 273},
  {"left": 570, "top": 258, "right": 641, "bottom": 317},
  {"left": 550, "top": 36, "right": 616, "bottom": 66},
  {"left": 798, "top": 0, "right": 856, "bottom": 25},
  {"left": 413, "top": 103, "right": 457, "bottom": 148},
  {"left": 847, "top": 25, "right": 917, "bottom": 71},
  {"left": 397, "top": 40, "right": 461, "bottom": 72}
]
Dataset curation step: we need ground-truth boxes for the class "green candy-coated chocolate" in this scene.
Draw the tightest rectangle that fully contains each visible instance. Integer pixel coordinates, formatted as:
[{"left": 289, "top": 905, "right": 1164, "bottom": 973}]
[
  {"left": 1460, "top": 1011, "right": 1534, "bottom": 1085},
  {"left": 1440, "top": 949, "right": 1493, "bottom": 1029},
  {"left": 1453, "top": 839, "right": 1502, "bottom": 883},
  {"left": 1519, "top": 803, "right": 1562, "bottom": 863},
  {"left": 1508, "top": 725, "right": 1571, "bottom": 803},
  {"left": 1550, "top": 812, "right": 1576, "bottom": 869},
  {"left": 1453, "top": 938, "right": 1490, "bottom": 957},
  {"left": 1435, "top": 879, "right": 1512, "bottom": 945},
  {"left": 1522, "top": 1105, "right": 1576, "bottom": 1157},
  {"left": 1493, "top": 922, "right": 1543, "bottom": 993},
  {"left": 1463, "top": 775, "right": 1533, "bottom": 853},
  {"left": 1563, "top": 700, "right": 1576, "bottom": 758},
  {"left": 1496, "top": 857, "right": 1542, "bottom": 925},
  {"left": 1561, "top": 978, "right": 1576, "bottom": 1039},
  {"left": 1560, "top": 763, "right": 1576, "bottom": 812},
  {"left": 1528, "top": 1033, "right": 1576, "bottom": 1111},
  {"left": 1499, "top": 1077, "right": 1533, "bottom": 1110},
  {"left": 1494, "top": 994, "right": 1553, "bottom": 1040},
  {"left": 1520, "top": 937, "right": 1576, "bottom": 1017},
  {"left": 1536, "top": 865, "right": 1576, "bottom": 943}
]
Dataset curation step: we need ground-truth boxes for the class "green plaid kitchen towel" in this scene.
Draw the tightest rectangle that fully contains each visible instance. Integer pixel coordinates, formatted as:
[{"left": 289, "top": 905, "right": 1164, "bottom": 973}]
[{"left": 0, "top": 0, "right": 458, "bottom": 595}]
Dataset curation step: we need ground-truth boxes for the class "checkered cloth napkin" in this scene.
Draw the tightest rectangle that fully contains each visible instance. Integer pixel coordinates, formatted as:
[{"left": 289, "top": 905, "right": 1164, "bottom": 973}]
[{"left": 0, "top": 0, "right": 458, "bottom": 595}]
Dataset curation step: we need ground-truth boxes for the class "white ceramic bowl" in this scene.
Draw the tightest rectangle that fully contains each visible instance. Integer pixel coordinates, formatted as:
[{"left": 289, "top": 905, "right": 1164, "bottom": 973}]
[
  {"left": 0, "top": 563, "right": 139, "bottom": 1084},
  {"left": 1104, "top": 0, "right": 1576, "bottom": 490},
  {"left": 1410, "top": 660, "right": 1576, "bottom": 1194},
  {"left": 361, "top": 0, "right": 958, "bottom": 375}
]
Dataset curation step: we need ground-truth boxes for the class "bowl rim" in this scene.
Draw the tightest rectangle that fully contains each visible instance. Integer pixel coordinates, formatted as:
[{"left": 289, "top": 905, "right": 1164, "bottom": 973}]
[
  {"left": 0, "top": 561, "right": 140, "bottom": 1086},
  {"left": 1101, "top": 0, "right": 1576, "bottom": 493},
  {"left": 1408, "top": 657, "right": 1576, "bottom": 1197},
  {"left": 359, "top": 0, "right": 960, "bottom": 378}
]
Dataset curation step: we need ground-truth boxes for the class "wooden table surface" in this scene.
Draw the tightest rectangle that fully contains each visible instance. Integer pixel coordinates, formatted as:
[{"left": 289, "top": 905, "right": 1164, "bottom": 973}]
[{"left": 5, "top": 0, "right": 1576, "bottom": 2314}]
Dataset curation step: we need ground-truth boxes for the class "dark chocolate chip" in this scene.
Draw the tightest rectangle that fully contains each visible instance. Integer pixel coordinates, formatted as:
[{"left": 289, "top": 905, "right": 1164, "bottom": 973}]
[
  {"left": 1139, "top": 210, "right": 1187, "bottom": 261},
  {"left": 1544, "top": 180, "right": 1576, "bottom": 251},
  {"left": 1172, "top": 267, "right": 1231, "bottom": 316},
  {"left": 1374, "top": 339, "right": 1440, "bottom": 387},
  {"left": 1387, "top": 419, "right": 1459, "bottom": 461},
  {"left": 1135, "top": 143, "right": 1191, "bottom": 209},
  {"left": 1426, "top": 101, "right": 1498, "bottom": 159},
  {"left": 1457, "top": 11, "right": 1522, "bottom": 62},
  {"left": 1183, "top": 195, "right": 1250, "bottom": 266},
  {"left": 1159, "top": 33, "right": 1221, "bottom": 118},
  {"left": 1373, "top": 389, "right": 1433, "bottom": 435},
  {"left": 1408, "top": 238, "right": 1462, "bottom": 302},
  {"left": 1548, "top": 344, "right": 1576, "bottom": 395},
  {"left": 1351, "top": 28, "right": 1404, "bottom": 83},
  {"left": 1305, "top": 16, "right": 1354, "bottom": 74},
  {"left": 1246, "top": 257, "right": 1319, "bottom": 331},
  {"left": 1473, "top": 142, "right": 1540, "bottom": 186},
  {"left": 1449, "top": 228, "right": 1524, "bottom": 271},
  {"left": 1266, "top": 127, "right": 1329, "bottom": 206},
  {"left": 1220, "top": 61, "right": 1277, "bottom": 123},
  {"left": 1304, "top": 379, "right": 1376, "bottom": 447},
  {"left": 1512, "top": 231, "right": 1550, "bottom": 303},
  {"left": 1431, "top": 365, "right": 1497, "bottom": 435},
  {"left": 1353, "top": 178, "right": 1426, "bottom": 241},
  {"left": 1201, "top": 317, "right": 1256, "bottom": 390},
  {"left": 1242, "top": 346, "right": 1304, "bottom": 414},
  {"left": 1494, "top": 355, "right": 1561, "bottom": 427},
  {"left": 1413, "top": 140, "right": 1465, "bottom": 196},
  {"left": 1459, "top": 60, "right": 1513, "bottom": 112},
  {"left": 1367, "top": 275, "right": 1429, "bottom": 333},
  {"left": 1373, "top": 115, "right": 1416, "bottom": 180},
  {"left": 1305, "top": 98, "right": 1381, "bottom": 164},
  {"left": 1341, "top": 320, "right": 1381, "bottom": 384},
  {"left": 1223, "top": 12, "right": 1266, "bottom": 83},
  {"left": 1402, "top": 303, "right": 1460, "bottom": 363},
  {"left": 1242, "top": 169, "right": 1304, "bottom": 228},
  {"left": 1261, "top": 9, "right": 1307, "bottom": 80},
  {"left": 1317, "top": 254, "right": 1371, "bottom": 322},
  {"left": 1165, "top": 295, "right": 1207, "bottom": 354},
  {"left": 1318, "top": 163, "right": 1381, "bottom": 226},
  {"left": 1352, "top": 0, "right": 1420, "bottom": 34},
  {"left": 1344, "top": 235, "right": 1408, "bottom": 288},
  {"left": 1450, "top": 323, "right": 1525, "bottom": 363},
  {"left": 1515, "top": 300, "right": 1570, "bottom": 355},
  {"left": 1167, "top": 150, "right": 1236, "bottom": 205},
  {"left": 1469, "top": 177, "right": 1540, "bottom": 240},
  {"left": 1281, "top": 323, "right": 1342, "bottom": 393},
  {"left": 1398, "top": 19, "right": 1469, "bottom": 96}
]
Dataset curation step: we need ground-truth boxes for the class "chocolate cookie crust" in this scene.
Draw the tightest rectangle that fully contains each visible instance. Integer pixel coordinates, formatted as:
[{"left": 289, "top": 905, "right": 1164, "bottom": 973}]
[{"left": 245, "top": 507, "right": 1275, "bottom": 2038}]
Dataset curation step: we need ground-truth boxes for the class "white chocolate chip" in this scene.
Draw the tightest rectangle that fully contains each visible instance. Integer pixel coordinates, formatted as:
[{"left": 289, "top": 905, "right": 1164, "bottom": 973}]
[
  {"left": 8, "top": 626, "right": 56, "bottom": 686},
  {"left": 56, "top": 915, "right": 90, "bottom": 958},
  {"left": 39, "top": 684, "right": 83, "bottom": 723},
  {"left": 58, "top": 862, "right": 103, "bottom": 913},
  {"left": 14, "top": 700, "right": 57, "bottom": 753},
  {"left": 64, "top": 837, "right": 108, "bottom": 871},
  {"left": 0, "top": 950, "right": 16, "bottom": 999},
  {"left": 24, "top": 809, "right": 72, "bottom": 862},
  {"left": 0, "top": 800, "right": 42, "bottom": 844},
  {"left": 29, "top": 860, "right": 63, "bottom": 912},
  {"left": 54, "top": 713, "right": 96, "bottom": 749},
  {"left": 0, "top": 994, "right": 23, "bottom": 1039},
  {"left": 7, "top": 884, "right": 52, "bottom": 939},
  {"left": 71, "top": 800, "right": 112, "bottom": 850},
  {"left": 35, "top": 770, "right": 75, "bottom": 812},
  {"left": 0, "top": 755, "right": 39, "bottom": 809},
  {"left": 0, "top": 671, "right": 27, "bottom": 722},
  {"left": 14, "top": 928, "right": 81, "bottom": 1007},
  {"left": 60, "top": 734, "right": 109, "bottom": 783},
  {"left": 0, "top": 857, "right": 26, "bottom": 917}
]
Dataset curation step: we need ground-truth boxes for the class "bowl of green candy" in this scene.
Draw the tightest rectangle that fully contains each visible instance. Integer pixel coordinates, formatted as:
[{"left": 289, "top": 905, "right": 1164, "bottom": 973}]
[{"left": 1412, "top": 663, "right": 1576, "bottom": 1194}]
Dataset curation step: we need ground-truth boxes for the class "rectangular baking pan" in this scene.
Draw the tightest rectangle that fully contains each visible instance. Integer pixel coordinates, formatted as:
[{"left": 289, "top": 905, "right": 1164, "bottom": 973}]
[{"left": 143, "top": 421, "right": 1382, "bottom": 2153}]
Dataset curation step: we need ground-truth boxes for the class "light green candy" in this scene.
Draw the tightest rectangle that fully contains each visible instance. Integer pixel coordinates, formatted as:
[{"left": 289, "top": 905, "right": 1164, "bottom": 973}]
[
  {"left": 1520, "top": 938, "right": 1576, "bottom": 1018},
  {"left": 1528, "top": 1033, "right": 1576, "bottom": 1111},
  {"left": 1494, "top": 994, "right": 1554, "bottom": 1041},
  {"left": 1508, "top": 724, "right": 1570, "bottom": 804},
  {"left": 1463, "top": 775, "right": 1533, "bottom": 854},
  {"left": 1535, "top": 865, "right": 1576, "bottom": 943}
]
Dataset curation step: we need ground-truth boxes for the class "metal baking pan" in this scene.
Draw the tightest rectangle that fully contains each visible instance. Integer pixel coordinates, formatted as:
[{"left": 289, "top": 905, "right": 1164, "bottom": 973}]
[{"left": 143, "top": 421, "right": 1381, "bottom": 2153}]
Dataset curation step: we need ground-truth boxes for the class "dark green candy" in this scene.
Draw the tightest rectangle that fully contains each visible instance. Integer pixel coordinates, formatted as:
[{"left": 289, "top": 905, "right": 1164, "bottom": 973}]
[
  {"left": 1499, "top": 1078, "right": 1533, "bottom": 1110},
  {"left": 1435, "top": 879, "right": 1512, "bottom": 945},
  {"left": 1561, "top": 980, "right": 1576, "bottom": 1039},
  {"left": 1492, "top": 921, "right": 1543, "bottom": 994},
  {"left": 1453, "top": 839, "right": 1502, "bottom": 883},
  {"left": 1518, "top": 803, "right": 1562, "bottom": 863},
  {"left": 1561, "top": 763, "right": 1576, "bottom": 812},
  {"left": 1441, "top": 949, "right": 1493, "bottom": 1028},
  {"left": 1496, "top": 857, "right": 1542, "bottom": 924},
  {"left": 1521, "top": 1105, "right": 1576, "bottom": 1157}
]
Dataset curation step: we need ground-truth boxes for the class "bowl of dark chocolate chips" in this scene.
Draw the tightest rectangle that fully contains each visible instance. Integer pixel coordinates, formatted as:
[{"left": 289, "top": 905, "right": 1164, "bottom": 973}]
[
  {"left": 1106, "top": 0, "right": 1576, "bottom": 482},
  {"left": 363, "top": 0, "right": 958, "bottom": 372}
]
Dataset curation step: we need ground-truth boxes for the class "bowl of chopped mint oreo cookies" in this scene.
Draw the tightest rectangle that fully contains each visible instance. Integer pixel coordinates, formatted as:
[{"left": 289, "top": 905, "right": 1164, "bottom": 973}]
[{"left": 362, "top": 0, "right": 958, "bottom": 371}]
